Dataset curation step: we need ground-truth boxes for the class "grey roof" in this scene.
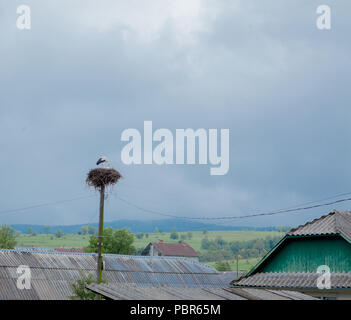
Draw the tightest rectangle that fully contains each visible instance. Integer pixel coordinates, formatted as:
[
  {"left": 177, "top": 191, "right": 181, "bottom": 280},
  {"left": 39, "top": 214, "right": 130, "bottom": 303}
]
[
  {"left": 146, "top": 242, "right": 200, "bottom": 257},
  {"left": 287, "top": 210, "right": 351, "bottom": 241},
  {"left": 86, "top": 283, "right": 317, "bottom": 300},
  {"left": 0, "top": 249, "right": 233, "bottom": 300},
  {"left": 233, "top": 272, "right": 351, "bottom": 289},
  {"left": 216, "top": 271, "right": 242, "bottom": 283}
]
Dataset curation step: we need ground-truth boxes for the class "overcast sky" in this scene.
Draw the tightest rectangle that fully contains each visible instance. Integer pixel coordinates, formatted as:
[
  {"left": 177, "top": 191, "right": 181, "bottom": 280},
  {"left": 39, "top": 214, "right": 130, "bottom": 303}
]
[{"left": 0, "top": 1, "right": 350, "bottom": 227}]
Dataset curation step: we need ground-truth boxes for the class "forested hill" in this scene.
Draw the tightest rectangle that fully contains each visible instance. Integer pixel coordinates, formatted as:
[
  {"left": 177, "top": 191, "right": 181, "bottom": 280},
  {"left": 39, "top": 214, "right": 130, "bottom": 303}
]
[{"left": 10, "top": 219, "right": 283, "bottom": 234}]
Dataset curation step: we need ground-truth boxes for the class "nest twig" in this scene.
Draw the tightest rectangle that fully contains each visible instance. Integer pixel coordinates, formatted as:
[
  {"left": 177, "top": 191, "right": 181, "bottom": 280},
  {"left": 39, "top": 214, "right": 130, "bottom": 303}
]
[{"left": 86, "top": 168, "right": 122, "bottom": 190}]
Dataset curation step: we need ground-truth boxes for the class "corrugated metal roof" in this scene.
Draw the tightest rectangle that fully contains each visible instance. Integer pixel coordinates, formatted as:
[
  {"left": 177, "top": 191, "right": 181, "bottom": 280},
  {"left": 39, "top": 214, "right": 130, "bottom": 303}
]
[
  {"left": 0, "top": 249, "right": 232, "bottom": 300},
  {"left": 232, "top": 272, "right": 351, "bottom": 289},
  {"left": 86, "top": 283, "right": 317, "bottom": 300},
  {"left": 149, "top": 242, "right": 200, "bottom": 257},
  {"left": 54, "top": 248, "right": 85, "bottom": 253},
  {"left": 15, "top": 247, "right": 56, "bottom": 252},
  {"left": 288, "top": 210, "right": 351, "bottom": 241}
]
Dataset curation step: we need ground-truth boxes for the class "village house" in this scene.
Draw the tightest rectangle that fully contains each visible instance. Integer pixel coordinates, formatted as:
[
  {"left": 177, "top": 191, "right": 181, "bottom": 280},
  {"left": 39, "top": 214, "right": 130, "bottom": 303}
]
[
  {"left": 141, "top": 240, "right": 200, "bottom": 260},
  {"left": 232, "top": 210, "right": 351, "bottom": 300},
  {"left": 0, "top": 248, "right": 315, "bottom": 300}
]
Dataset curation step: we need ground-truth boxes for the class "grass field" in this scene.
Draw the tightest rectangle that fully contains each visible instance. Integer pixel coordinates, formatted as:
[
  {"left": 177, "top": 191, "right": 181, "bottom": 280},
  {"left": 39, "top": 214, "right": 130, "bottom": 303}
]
[
  {"left": 16, "top": 230, "right": 284, "bottom": 253},
  {"left": 16, "top": 234, "right": 89, "bottom": 249},
  {"left": 133, "top": 230, "right": 284, "bottom": 253}
]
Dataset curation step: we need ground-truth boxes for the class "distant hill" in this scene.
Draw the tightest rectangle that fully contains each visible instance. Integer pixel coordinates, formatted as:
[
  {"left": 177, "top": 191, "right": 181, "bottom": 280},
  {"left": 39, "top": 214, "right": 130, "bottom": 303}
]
[{"left": 11, "top": 219, "right": 282, "bottom": 234}]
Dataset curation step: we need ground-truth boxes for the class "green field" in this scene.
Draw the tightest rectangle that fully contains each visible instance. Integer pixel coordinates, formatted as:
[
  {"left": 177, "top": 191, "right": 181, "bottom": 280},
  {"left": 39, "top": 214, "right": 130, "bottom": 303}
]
[
  {"left": 16, "top": 233, "right": 89, "bottom": 248},
  {"left": 16, "top": 230, "right": 283, "bottom": 252},
  {"left": 132, "top": 230, "right": 284, "bottom": 253}
]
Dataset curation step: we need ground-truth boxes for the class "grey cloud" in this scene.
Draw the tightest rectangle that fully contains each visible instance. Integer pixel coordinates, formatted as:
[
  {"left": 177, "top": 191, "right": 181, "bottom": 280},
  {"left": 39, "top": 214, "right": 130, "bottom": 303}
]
[{"left": 0, "top": 1, "right": 350, "bottom": 227}]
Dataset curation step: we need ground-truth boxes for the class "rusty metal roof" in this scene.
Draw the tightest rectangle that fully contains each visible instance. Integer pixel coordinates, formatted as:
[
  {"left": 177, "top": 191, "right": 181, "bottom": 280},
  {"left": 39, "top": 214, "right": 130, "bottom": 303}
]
[
  {"left": 86, "top": 283, "right": 317, "bottom": 300},
  {"left": 0, "top": 249, "right": 231, "bottom": 300},
  {"left": 148, "top": 242, "right": 200, "bottom": 257},
  {"left": 287, "top": 210, "right": 351, "bottom": 241},
  {"left": 232, "top": 272, "right": 351, "bottom": 289}
]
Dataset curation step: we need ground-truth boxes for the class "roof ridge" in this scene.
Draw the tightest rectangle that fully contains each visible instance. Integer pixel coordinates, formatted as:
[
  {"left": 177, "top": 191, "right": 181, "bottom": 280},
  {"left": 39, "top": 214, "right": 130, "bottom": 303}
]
[
  {"left": 234, "top": 271, "right": 351, "bottom": 278},
  {"left": 334, "top": 210, "right": 351, "bottom": 241},
  {"left": 0, "top": 248, "right": 196, "bottom": 259},
  {"left": 288, "top": 210, "right": 336, "bottom": 234}
]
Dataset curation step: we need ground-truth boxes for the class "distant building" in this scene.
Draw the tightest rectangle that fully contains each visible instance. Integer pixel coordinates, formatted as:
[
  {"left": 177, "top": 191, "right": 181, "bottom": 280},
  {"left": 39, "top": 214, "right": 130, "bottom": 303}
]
[
  {"left": 232, "top": 210, "right": 351, "bottom": 300},
  {"left": 141, "top": 240, "right": 200, "bottom": 260}
]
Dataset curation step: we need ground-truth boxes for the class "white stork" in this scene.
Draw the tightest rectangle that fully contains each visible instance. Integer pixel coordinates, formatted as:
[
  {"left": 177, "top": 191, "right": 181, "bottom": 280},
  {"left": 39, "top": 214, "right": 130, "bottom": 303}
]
[{"left": 96, "top": 156, "right": 111, "bottom": 168}]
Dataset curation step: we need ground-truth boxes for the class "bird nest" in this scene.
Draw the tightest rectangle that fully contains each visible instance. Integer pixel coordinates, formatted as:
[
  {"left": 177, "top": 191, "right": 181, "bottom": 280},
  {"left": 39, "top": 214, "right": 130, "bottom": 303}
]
[{"left": 86, "top": 168, "right": 122, "bottom": 190}]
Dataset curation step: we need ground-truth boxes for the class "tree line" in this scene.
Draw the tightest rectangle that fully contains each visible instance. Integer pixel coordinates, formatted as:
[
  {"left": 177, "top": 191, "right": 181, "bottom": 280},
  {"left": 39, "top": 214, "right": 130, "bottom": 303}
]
[{"left": 199, "top": 235, "right": 283, "bottom": 262}]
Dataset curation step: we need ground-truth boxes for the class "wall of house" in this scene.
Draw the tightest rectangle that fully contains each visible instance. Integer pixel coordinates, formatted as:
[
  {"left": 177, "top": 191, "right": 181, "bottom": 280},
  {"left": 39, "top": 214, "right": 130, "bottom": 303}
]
[
  {"left": 259, "top": 235, "right": 351, "bottom": 273},
  {"left": 147, "top": 245, "right": 161, "bottom": 256}
]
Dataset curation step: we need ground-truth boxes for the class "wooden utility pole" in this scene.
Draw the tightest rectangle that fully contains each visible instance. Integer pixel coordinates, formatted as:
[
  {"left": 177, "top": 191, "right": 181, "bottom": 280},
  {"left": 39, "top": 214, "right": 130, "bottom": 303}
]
[
  {"left": 236, "top": 255, "right": 239, "bottom": 277},
  {"left": 86, "top": 165, "right": 122, "bottom": 294},
  {"left": 97, "top": 185, "right": 105, "bottom": 284}
]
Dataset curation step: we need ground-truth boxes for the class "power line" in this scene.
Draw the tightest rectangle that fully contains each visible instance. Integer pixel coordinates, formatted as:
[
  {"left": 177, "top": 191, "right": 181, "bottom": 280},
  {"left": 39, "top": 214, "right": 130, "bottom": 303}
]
[
  {"left": 0, "top": 194, "right": 97, "bottom": 217},
  {"left": 0, "top": 188, "right": 351, "bottom": 221},
  {"left": 270, "top": 191, "right": 351, "bottom": 211},
  {"left": 114, "top": 193, "right": 351, "bottom": 220}
]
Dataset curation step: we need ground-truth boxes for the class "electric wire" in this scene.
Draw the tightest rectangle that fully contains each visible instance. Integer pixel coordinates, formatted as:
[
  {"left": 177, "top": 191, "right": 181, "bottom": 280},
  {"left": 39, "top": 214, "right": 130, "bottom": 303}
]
[{"left": 113, "top": 193, "right": 351, "bottom": 220}]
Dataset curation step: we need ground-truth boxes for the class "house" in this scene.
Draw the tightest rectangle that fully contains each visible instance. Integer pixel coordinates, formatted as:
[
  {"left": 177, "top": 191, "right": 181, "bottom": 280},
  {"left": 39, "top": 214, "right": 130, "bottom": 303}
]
[
  {"left": 141, "top": 240, "right": 200, "bottom": 260},
  {"left": 0, "top": 248, "right": 230, "bottom": 300},
  {"left": 0, "top": 248, "right": 315, "bottom": 300},
  {"left": 232, "top": 210, "right": 351, "bottom": 300}
]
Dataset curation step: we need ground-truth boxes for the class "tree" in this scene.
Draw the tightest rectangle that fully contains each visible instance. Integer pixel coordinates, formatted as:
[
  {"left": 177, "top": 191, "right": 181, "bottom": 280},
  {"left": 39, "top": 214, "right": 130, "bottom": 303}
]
[
  {"left": 214, "top": 261, "right": 232, "bottom": 271},
  {"left": 276, "top": 226, "right": 290, "bottom": 233},
  {"left": 85, "top": 228, "right": 136, "bottom": 254},
  {"left": 215, "top": 236, "right": 226, "bottom": 246},
  {"left": 202, "top": 229, "right": 208, "bottom": 235},
  {"left": 187, "top": 232, "right": 193, "bottom": 240},
  {"left": 136, "top": 232, "right": 144, "bottom": 239},
  {"left": 0, "top": 225, "right": 17, "bottom": 249},
  {"left": 81, "top": 225, "right": 89, "bottom": 235},
  {"left": 88, "top": 226, "right": 97, "bottom": 235},
  {"left": 180, "top": 234, "right": 187, "bottom": 241},
  {"left": 154, "top": 227, "right": 160, "bottom": 234},
  {"left": 70, "top": 272, "right": 97, "bottom": 300},
  {"left": 55, "top": 229, "right": 63, "bottom": 238},
  {"left": 26, "top": 227, "right": 32, "bottom": 235},
  {"left": 43, "top": 226, "right": 51, "bottom": 233},
  {"left": 201, "top": 237, "right": 211, "bottom": 250},
  {"left": 170, "top": 227, "right": 179, "bottom": 240}
]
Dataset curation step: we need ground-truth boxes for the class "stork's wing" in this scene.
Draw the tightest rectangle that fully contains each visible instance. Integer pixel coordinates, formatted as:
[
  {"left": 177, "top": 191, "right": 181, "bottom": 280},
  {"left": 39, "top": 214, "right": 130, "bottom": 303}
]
[{"left": 96, "top": 158, "right": 105, "bottom": 165}]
